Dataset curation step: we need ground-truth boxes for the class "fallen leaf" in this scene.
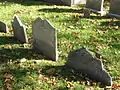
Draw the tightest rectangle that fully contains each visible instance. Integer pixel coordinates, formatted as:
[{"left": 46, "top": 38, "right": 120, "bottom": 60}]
[
  {"left": 72, "top": 14, "right": 79, "bottom": 19},
  {"left": 112, "top": 83, "right": 120, "bottom": 89},
  {"left": 4, "top": 79, "right": 12, "bottom": 83},
  {"left": 72, "top": 32, "right": 78, "bottom": 35},
  {"left": 42, "top": 76, "right": 48, "bottom": 81},
  {"left": 3, "top": 73, "right": 13, "bottom": 80}
]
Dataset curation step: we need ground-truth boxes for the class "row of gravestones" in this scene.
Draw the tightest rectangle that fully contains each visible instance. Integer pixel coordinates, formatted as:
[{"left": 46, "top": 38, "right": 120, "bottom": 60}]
[
  {"left": 84, "top": 0, "right": 120, "bottom": 18},
  {"left": 0, "top": 15, "right": 112, "bottom": 86},
  {"left": 45, "top": 0, "right": 120, "bottom": 18},
  {"left": 0, "top": 15, "right": 57, "bottom": 61}
]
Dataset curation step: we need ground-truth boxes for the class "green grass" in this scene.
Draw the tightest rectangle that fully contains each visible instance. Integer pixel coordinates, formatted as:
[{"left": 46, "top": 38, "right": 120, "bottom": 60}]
[{"left": 0, "top": 0, "right": 120, "bottom": 90}]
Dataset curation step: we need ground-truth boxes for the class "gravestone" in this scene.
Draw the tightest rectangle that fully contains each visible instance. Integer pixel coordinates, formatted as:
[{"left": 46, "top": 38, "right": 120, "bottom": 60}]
[
  {"left": 109, "top": 0, "right": 120, "bottom": 18},
  {"left": 32, "top": 17, "right": 58, "bottom": 61},
  {"left": 44, "top": 0, "right": 86, "bottom": 6},
  {"left": 11, "top": 15, "right": 28, "bottom": 43},
  {"left": 66, "top": 47, "right": 112, "bottom": 86},
  {"left": 0, "top": 21, "right": 9, "bottom": 33},
  {"left": 84, "top": 0, "right": 105, "bottom": 16}
]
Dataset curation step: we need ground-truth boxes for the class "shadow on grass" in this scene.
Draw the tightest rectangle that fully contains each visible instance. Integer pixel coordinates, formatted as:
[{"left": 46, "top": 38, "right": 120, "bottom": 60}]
[
  {"left": 38, "top": 8, "right": 84, "bottom": 13},
  {"left": 0, "top": 36, "right": 22, "bottom": 45},
  {"left": 0, "top": 36, "right": 49, "bottom": 63},
  {"left": 82, "top": 15, "right": 112, "bottom": 19},
  {"left": 100, "top": 20, "right": 120, "bottom": 27},
  {"left": 0, "top": 65, "right": 87, "bottom": 89},
  {"left": 0, "top": 48, "right": 47, "bottom": 63},
  {"left": 4, "top": 0, "right": 64, "bottom": 6},
  {"left": 108, "top": 43, "right": 120, "bottom": 50},
  {"left": 41, "top": 65, "right": 87, "bottom": 82}
]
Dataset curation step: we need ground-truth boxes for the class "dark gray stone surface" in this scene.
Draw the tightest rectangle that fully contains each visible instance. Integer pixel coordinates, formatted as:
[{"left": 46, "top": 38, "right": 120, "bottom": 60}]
[
  {"left": 66, "top": 47, "right": 112, "bottom": 86},
  {"left": 109, "top": 0, "right": 120, "bottom": 18},
  {"left": 0, "top": 21, "right": 9, "bottom": 33},
  {"left": 11, "top": 15, "right": 28, "bottom": 43},
  {"left": 32, "top": 17, "right": 58, "bottom": 61},
  {"left": 85, "top": 0, "right": 104, "bottom": 11}
]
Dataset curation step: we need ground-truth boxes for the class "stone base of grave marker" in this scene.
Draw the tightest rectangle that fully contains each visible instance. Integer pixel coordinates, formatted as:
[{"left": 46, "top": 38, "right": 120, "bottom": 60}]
[
  {"left": 108, "top": 13, "right": 120, "bottom": 19},
  {"left": 84, "top": 8, "right": 106, "bottom": 17}
]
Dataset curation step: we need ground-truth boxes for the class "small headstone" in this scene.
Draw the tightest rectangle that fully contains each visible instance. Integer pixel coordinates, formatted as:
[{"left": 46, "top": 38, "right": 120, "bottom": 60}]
[
  {"left": 11, "top": 15, "right": 28, "bottom": 43},
  {"left": 109, "top": 0, "right": 120, "bottom": 18},
  {"left": 66, "top": 47, "right": 112, "bottom": 86},
  {"left": 0, "top": 21, "right": 9, "bottom": 33},
  {"left": 84, "top": 0, "right": 105, "bottom": 16},
  {"left": 32, "top": 17, "right": 58, "bottom": 61}
]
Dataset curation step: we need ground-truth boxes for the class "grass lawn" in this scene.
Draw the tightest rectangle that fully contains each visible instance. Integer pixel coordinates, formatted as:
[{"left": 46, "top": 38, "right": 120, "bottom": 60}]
[{"left": 0, "top": 0, "right": 120, "bottom": 90}]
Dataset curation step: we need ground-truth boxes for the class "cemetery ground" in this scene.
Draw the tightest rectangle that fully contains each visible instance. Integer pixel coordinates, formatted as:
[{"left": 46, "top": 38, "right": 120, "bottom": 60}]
[{"left": 0, "top": 0, "right": 120, "bottom": 90}]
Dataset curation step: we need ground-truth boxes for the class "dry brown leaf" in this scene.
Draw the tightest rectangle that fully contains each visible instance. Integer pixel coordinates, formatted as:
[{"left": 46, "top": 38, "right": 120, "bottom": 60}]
[{"left": 3, "top": 73, "right": 13, "bottom": 80}]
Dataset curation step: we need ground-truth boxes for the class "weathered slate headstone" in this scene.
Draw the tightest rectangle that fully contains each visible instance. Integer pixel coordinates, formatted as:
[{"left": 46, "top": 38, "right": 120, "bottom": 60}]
[
  {"left": 32, "top": 17, "right": 58, "bottom": 61},
  {"left": 109, "top": 0, "right": 120, "bottom": 18},
  {"left": 44, "top": 0, "right": 86, "bottom": 6},
  {"left": 66, "top": 47, "right": 112, "bottom": 86},
  {"left": 84, "top": 0, "right": 105, "bottom": 16},
  {"left": 11, "top": 15, "right": 28, "bottom": 43},
  {"left": 0, "top": 21, "right": 9, "bottom": 33}
]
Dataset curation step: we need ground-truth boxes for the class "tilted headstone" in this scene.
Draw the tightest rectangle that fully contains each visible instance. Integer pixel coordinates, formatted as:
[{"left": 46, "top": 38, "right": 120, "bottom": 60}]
[
  {"left": 11, "top": 15, "right": 28, "bottom": 43},
  {"left": 32, "top": 17, "right": 58, "bottom": 61},
  {"left": 44, "top": 0, "right": 86, "bottom": 6},
  {"left": 109, "top": 0, "right": 120, "bottom": 18},
  {"left": 0, "top": 21, "right": 9, "bottom": 33},
  {"left": 84, "top": 0, "right": 105, "bottom": 16},
  {"left": 66, "top": 47, "right": 112, "bottom": 86}
]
